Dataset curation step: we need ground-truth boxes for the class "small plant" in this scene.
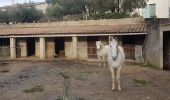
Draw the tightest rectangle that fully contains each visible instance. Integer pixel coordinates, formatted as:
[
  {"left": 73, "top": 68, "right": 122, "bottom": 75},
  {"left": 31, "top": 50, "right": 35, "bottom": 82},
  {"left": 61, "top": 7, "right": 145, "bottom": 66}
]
[
  {"left": 71, "top": 73, "right": 87, "bottom": 81},
  {"left": 22, "top": 85, "right": 44, "bottom": 93},
  {"left": 136, "top": 64, "right": 158, "bottom": 69},
  {"left": 133, "top": 79, "right": 153, "bottom": 86}
]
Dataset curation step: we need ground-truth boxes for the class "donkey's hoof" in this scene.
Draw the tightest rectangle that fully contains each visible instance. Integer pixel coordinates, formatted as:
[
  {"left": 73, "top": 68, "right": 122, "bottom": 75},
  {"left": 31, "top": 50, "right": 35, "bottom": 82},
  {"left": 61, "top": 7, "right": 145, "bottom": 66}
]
[
  {"left": 118, "top": 87, "right": 121, "bottom": 91},
  {"left": 112, "top": 87, "right": 115, "bottom": 91}
]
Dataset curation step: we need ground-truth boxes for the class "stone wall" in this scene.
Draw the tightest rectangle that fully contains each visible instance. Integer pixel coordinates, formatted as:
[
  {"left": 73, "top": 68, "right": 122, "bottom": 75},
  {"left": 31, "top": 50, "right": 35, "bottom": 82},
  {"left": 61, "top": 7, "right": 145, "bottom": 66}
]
[
  {"left": 35, "top": 38, "right": 40, "bottom": 57},
  {"left": 143, "top": 21, "right": 162, "bottom": 68},
  {"left": 19, "top": 38, "right": 28, "bottom": 57},
  {"left": 46, "top": 38, "right": 55, "bottom": 58},
  {"left": 65, "top": 37, "right": 73, "bottom": 59},
  {"left": 77, "top": 37, "right": 88, "bottom": 59}
]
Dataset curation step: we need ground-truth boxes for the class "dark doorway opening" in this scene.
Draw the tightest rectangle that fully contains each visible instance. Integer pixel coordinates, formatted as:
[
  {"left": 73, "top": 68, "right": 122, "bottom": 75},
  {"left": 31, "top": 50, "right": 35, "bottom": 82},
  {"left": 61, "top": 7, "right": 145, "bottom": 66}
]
[
  {"left": 163, "top": 31, "right": 170, "bottom": 70},
  {"left": 122, "top": 35, "right": 146, "bottom": 60},
  {"left": 0, "top": 38, "right": 10, "bottom": 46},
  {"left": 87, "top": 36, "right": 99, "bottom": 58},
  {"left": 0, "top": 38, "right": 10, "bottom": 59},
  {"left": 55, "top": 37, "right": 65, "bottom": 57},
  {"left": 27, "top": 37, "right": 36, "bottom": 56}
]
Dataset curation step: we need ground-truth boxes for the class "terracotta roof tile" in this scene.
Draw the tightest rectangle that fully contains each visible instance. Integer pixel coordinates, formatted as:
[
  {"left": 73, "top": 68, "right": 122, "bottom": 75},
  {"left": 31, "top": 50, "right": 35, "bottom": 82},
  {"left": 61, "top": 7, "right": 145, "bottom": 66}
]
[{"left": 0, "top": 24, "right": 149, "bottom": 36}]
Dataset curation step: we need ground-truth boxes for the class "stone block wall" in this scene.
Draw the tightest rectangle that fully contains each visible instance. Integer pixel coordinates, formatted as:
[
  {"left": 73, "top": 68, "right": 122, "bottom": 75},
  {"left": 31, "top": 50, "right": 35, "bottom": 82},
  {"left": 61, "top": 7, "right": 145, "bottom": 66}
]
[
  {"left": 65, "top": 37, "right": 73, "bottom": 59},
  {"left": 77, "top": 37, "right": 88, "bottom": 59},
  {"left": 143, "top": 21, "right": 162, "bottom": 68},
  {"left": 46, "top": 38, "right": 55, "bottom": 58}
]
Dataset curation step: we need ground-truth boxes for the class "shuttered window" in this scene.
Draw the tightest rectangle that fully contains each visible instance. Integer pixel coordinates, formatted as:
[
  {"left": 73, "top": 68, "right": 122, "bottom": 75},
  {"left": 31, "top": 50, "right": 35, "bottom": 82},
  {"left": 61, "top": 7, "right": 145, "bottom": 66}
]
[{"left": 149, "top": 4, "right": 156, "bottom": 17}]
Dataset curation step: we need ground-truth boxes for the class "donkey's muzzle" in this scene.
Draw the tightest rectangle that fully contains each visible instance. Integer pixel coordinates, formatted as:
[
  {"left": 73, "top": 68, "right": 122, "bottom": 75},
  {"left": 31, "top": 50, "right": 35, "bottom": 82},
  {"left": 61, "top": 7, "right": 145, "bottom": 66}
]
[{"left": 112, "top": 56, "right": 117, "bottom": 61}]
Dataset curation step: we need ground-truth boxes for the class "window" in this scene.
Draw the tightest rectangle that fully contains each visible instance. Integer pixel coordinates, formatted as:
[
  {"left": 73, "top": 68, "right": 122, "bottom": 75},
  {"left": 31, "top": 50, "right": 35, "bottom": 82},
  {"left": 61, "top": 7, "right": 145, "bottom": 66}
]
[{"left": 149, "top": 4, "right": 156, "bottom": 17}]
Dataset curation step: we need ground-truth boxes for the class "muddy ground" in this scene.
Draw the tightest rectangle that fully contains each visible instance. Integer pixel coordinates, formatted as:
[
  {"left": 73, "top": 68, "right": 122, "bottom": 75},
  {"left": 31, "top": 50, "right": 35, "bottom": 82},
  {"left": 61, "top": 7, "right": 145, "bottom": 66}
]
[{"left": 0, "top": 60, "right": 170, "bottom": 100}]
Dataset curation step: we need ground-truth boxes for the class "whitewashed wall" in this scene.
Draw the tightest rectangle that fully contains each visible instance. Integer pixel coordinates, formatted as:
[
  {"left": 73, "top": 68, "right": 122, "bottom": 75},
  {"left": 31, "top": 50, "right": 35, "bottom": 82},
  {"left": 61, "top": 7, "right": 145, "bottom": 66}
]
[{"left": 141, "top": 0, "right": 169, "bottom": 18}]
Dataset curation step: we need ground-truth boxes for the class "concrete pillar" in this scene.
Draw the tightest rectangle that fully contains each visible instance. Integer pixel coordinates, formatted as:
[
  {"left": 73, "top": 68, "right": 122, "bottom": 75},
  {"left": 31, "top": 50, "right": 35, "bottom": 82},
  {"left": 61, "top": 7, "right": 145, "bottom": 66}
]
[
  {"left": 35, "top": 38, "right": 40, "bottom": 57},
  {"left": 40, "top": 37, "right": 46, "bottom": 59},
  {"left": 65, "top": 37, "right": 72, "bottom": 58},
  {"left": 10, "top": 37, "right": 16, "bottom": 59},
  {"left": 160, "top": 30, "right": 163, "bottom": 69},
  {"left": 72, "top": 36, "right": 78, "bottom": 58},
  {"left": 135, "top": 45, "right": 144, "bottom": 63},
  {"left": 46, "top": 38, "right": 55, "bottom": 58},
  {"left": 77, "top": 37, "right": 88, "bottom": 59}
]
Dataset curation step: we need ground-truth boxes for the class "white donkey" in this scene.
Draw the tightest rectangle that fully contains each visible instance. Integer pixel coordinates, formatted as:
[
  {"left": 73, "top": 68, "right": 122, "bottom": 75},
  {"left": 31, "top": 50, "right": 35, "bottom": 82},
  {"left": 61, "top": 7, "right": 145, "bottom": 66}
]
[
  {"left": 107, "top": 37, "right": 125, "bottom": 91},
  {"left": 96, "top": 41, "right": 109, "bottom": 68}
]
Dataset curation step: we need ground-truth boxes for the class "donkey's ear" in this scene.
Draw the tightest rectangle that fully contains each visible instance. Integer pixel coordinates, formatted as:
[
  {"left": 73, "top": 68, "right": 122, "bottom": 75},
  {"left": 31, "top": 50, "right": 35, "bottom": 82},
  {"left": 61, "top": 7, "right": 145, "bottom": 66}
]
[
  {"left": 109, "top": 36, "right": 113, "bottom": 41},
  {"left": 115, "top": 37, "right": 118, "bottom": 41}
]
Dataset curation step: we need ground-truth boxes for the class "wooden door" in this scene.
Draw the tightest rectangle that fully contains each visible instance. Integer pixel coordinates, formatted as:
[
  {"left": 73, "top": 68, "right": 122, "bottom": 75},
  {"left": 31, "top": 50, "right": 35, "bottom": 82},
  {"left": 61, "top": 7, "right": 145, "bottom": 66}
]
[
  {"left": 87, "top": 37, "right": 99, "bottom": 58},
  {"left": 123, "top": 45, "right": 135, "bottom": 60}
]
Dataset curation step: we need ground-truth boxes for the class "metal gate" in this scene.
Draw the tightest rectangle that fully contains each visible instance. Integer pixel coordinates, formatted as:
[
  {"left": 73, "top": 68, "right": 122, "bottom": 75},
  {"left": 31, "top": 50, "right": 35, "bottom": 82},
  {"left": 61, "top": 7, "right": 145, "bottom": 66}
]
[{"left": 0, "top": 46, "right": 10, "bottom": 59}]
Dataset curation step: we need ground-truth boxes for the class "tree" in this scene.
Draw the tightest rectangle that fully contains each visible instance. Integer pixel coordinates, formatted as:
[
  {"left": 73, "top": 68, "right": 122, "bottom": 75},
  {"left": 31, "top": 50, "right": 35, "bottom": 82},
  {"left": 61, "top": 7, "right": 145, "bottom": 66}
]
[
  {"left": 46, "top": 0, "right": 148, "bottom": 19},
  {"left": 46, "top": 3, "right": 65, "bottom": 18},
  {"left": 45, "top": 0, "right": 52, "bottom": 4},
  {"left": 47, "top": 0, "right": 87, "bottom": 17},
  {"left": 0, "top": 4, "right": 44, "bottom": 24},
  {"left": 121, "top": 0, "right": 147, "bottom": 13},
  {"left": 0, "top": 11, "right": 10, "bottom": 24}
]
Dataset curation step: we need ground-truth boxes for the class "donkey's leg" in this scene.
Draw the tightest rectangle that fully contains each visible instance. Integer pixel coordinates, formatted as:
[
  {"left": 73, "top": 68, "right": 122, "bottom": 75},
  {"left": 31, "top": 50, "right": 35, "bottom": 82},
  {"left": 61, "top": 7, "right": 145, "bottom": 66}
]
[
  {"left": 98, "top": 56, "right": 101, "bottom": 68},
  {"left": 116, "top": 67, "right": 122, "bottom": 91},
  {"left": 110, "top": 67, "right": 115, "bottom": 90},
  {"left": 103, "top": 55, "right": 105, "bottom": 67}
]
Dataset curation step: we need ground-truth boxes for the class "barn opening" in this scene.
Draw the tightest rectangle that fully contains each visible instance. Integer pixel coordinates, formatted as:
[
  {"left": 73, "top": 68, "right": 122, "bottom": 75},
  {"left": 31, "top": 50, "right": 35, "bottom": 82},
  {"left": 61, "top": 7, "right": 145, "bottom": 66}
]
[
  {"left": 87, "top": 36, "right": 99, "bottom": 58},
  {"left": 0, "top": 38, "right": 10, "bottom": 59},
  {"left": 122, "top": 35, "right": 146, "bottom": 60},
  {"left": 163, "top": 31, "right": 170, "bottom": 70},
  {"left": 55, "top": 37, "right": 65, "bottom": 57},
  {"left": 27, "top": 37, "right": 36, "bottom": 57}
]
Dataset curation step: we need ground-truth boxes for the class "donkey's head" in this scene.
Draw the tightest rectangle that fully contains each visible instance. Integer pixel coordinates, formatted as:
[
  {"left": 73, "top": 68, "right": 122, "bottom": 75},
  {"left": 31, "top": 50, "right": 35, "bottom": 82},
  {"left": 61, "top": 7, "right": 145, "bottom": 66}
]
[
  {"left": 96, "top": 41, "right": 102, "bottom": 51},
  {"left": 109, "top": 37, "right": 118, "bottom": 61}
]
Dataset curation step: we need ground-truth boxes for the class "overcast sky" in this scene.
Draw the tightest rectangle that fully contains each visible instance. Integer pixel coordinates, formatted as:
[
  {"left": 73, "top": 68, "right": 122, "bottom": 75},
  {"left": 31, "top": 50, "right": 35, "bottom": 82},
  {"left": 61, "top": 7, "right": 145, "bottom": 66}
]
[{"left": 0, "top": 0, "right": 45, "bottom": 7}]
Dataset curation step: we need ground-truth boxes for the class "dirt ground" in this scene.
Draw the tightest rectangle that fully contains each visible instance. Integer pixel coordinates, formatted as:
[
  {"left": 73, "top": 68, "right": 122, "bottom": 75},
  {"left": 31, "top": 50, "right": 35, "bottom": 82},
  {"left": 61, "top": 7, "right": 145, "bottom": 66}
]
[{"left": 0, "top": 60, "right": 170, "bottom": 100}]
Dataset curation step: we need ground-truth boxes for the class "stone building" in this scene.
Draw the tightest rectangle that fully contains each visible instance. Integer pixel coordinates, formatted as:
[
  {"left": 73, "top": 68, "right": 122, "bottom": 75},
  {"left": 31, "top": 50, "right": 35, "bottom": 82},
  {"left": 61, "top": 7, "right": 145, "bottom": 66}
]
[
  {"left": 143, "top": 19, "right": 170, "bottom": 70},
  {"left": 0, "top": 18, "right": 149, "bottom": 65}
]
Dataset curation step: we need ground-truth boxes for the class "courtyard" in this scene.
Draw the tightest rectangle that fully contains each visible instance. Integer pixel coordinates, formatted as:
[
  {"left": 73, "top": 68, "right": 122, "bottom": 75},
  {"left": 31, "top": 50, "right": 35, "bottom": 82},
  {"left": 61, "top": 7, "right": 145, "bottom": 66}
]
[{"left": 0, "top": 60, "right": 170, "bottom": 100}]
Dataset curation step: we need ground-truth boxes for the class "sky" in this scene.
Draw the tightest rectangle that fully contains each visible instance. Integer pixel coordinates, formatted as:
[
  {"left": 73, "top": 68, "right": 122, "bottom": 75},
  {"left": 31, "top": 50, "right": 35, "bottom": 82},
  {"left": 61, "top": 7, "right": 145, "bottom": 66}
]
[{"left": 0, "top": 0, "right": 45, "bottom": 7}]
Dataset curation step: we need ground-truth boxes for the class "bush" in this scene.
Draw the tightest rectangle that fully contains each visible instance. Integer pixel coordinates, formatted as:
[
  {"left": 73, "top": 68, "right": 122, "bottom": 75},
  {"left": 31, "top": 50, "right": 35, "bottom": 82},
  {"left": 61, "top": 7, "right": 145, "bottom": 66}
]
[{"left": 90, "top": 12, "right": 130, "bottom": 20}]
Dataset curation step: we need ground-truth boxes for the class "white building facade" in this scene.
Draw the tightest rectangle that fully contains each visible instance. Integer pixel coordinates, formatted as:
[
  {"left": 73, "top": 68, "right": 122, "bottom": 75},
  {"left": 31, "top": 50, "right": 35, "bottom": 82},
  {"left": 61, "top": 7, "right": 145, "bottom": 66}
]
[{"left": 141, "top": 0, "right": 170, "bottom": 18}]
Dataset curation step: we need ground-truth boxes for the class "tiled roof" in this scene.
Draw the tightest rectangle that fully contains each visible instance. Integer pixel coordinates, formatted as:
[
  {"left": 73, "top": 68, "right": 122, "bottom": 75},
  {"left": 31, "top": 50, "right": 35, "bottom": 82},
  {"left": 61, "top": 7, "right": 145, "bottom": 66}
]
[{"left": 0, "top": 24, "right": 149, "bottom": 36}]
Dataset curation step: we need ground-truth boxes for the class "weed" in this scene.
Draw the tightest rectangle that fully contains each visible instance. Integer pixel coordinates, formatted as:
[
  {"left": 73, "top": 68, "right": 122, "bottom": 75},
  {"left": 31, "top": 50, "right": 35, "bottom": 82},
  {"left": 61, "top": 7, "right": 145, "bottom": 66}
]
[
  {"left": 22, "top": 85, "right": 44, "bottom": 93},
  {"left": 133, "top": 79, "right": 153, "bottom": 86},
  {"left": 71, "top": 73, "right": 87, "bottom": 81}
]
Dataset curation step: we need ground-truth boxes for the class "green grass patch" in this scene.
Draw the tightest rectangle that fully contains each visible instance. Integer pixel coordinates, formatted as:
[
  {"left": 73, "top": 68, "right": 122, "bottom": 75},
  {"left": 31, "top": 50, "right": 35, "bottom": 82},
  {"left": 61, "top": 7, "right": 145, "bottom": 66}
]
[
  {"left": 71, "top": 73, "right": 87, "bottom": 81},
  {"left": 136, "top": 63, "right": 159, "bottom": 69},
  {"left": 133, "top": 79, "right": 153, "bottom": 86},
  {"left": 22, "top": 85, "right": 44, "bottom": 93}
]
